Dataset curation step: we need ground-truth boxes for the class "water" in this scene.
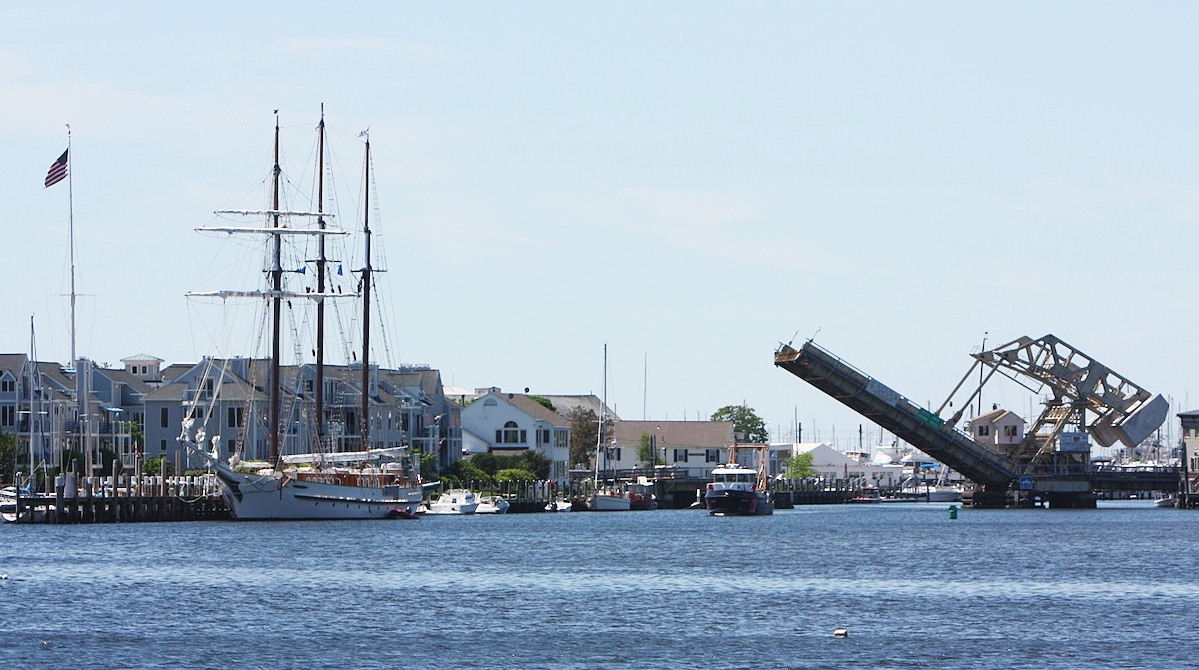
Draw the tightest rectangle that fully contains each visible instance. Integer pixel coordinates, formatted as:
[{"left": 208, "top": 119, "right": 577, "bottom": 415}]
[{"left": 2, "top": 501, "right": 1196, "bottom": 669}]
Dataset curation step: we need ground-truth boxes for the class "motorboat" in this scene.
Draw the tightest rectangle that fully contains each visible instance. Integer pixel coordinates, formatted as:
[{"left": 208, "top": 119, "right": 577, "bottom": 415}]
[
  {"left": 545, "top": 496, "right": 573, "bottom": 512},
  {"left": 1153, "top": 494, "right": 1177, "bottom": 508},
  {"left": 476, "top": 494, "right": 510, "bottom": 514},
  {"left": 425, "top": 489, "right": 480, "bottom": 515},
  {"left": 705, "top": 459, "right": 773, "bottom": 516},
  {"left": 627, "top": 479, "right": 658, "bottom": 511}
]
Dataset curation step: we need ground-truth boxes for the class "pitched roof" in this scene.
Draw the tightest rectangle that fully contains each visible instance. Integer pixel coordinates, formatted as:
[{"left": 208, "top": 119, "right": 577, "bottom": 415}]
[
  {"left": 0, "top": 354, "right": 27, "bottom": 377},
  {"left": 539, "top": 394, "right": 619, "bottom": 421},
  {"left": 613, "top": 420, "right": 733, "bottom": 449},
  {"left": 972, "top": 407, "right": 1025, "bottom": 425},
  {"left": 502, "top": 393, "right": 569, "bottom": 426}
]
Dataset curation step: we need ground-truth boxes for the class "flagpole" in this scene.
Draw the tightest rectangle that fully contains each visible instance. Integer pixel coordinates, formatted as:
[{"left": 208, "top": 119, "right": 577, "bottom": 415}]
[{"left": 66, "top": 124, "right": 76, "bottom": 366}]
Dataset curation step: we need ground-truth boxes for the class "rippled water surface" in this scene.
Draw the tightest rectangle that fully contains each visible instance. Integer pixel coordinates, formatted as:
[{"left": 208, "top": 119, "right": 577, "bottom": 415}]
[{"left": 2, "top": 501, "right": 1196, "bottom": 669}]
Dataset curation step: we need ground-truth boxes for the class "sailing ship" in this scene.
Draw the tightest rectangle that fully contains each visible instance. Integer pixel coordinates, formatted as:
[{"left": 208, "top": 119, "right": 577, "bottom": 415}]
[
  {"left": 178, "top": 111, "right": 422, "bottom": 520},
  {"left": 588, "top": 344, "right": 630, "bottom": 511}
]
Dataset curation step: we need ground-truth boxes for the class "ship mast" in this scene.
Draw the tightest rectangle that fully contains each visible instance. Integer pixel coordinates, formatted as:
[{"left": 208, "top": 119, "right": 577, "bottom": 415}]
[
  {"left": 269, "top": 112, "right": 283, "bottom": 466},
  {"left": 314, "top": 105, "right": 327, "bottom": 449},
  {"left": 359, "top": 134, "right": 372, "bottom": 452}
]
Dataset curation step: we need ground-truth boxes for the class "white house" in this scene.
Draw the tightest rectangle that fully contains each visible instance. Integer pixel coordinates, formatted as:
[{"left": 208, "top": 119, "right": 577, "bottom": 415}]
[
  {"left": 460, "top": 391, "right": 571, "bottom": 482},
  {"left": 610, "top": 420, "right": 734, "bottom": 478},
  {"left": 775, "top": 442, "right": 903, "bottom": 486}
]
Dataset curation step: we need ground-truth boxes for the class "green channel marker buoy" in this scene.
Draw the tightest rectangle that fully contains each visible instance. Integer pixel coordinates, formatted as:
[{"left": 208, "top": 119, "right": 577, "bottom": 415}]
[{"left": 948, "top": 504, "right": 958, "bottom": 520}]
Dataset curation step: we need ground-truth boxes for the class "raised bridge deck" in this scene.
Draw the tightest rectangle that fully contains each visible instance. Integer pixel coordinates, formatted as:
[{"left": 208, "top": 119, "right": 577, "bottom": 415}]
[{"left": 774, "top": 341, "right": 1015, "bottom": 488}]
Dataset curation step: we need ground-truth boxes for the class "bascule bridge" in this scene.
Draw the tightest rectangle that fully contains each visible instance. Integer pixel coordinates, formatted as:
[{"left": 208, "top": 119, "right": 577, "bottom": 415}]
[{"left": 774, "top": 335, "right": 1170, "bottom": 507}]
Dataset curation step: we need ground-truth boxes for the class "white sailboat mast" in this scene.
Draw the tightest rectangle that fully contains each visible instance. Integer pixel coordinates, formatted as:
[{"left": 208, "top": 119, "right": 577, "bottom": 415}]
[{"left": 594, "top": 343, "right": 608, "bottom": 489}]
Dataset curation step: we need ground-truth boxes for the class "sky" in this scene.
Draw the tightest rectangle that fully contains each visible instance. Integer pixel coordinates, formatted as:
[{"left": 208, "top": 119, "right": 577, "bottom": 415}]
[{"left": 4, "top": 2, "right": 1199, "bottom": 452}]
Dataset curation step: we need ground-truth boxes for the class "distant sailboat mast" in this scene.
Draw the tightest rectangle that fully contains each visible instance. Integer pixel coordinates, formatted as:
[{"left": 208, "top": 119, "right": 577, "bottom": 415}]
[
  {"left": 359, "top": 133, "right": 373, "bottom": 452},
  {"left": 269, "top": 112, "right": 283, "bottom": 466},
  {"left": 315, "top": 105, "right": 328, "bottom": 449}
]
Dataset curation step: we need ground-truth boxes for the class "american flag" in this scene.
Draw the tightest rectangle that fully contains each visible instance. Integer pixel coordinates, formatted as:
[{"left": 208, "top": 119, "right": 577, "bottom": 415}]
[{"left": 44, "top": 149, "right": 68, "bottom": 188}]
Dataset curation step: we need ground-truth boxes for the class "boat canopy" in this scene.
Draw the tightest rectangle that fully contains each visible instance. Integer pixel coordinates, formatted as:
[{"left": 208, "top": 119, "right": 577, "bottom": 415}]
[{"left": 280, "top": 446, "right": 408, "bottom": 465}]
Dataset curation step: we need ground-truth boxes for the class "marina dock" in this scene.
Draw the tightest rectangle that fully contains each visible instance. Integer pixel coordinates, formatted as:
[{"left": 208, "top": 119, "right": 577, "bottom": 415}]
[{"left": 6, "top": 473, "right": 227, "bottom": 524}]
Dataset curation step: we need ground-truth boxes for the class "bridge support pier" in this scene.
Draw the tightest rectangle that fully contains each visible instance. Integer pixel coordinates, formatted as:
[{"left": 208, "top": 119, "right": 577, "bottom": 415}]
[
  {"left": 1045, "top": 492, "right": 1097, "bottom": 509},
  {"left": 967, "top": 487, "right": 1008, "bottom": 508}
]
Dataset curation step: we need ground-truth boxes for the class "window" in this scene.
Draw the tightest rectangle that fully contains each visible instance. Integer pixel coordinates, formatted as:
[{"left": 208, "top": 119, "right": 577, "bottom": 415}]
[
  {"left": 613, "top": 447, "right": 621, "bottom": 461},
  {"left": 159, "top": 439, "right": 166, "bottom": 453},
  {"left": 500, "top": 421, "right": 520, "bottom": 444},
  {"left": 1003, "top": 425, "right": 1018, "bottom": 438},
  {"left": 141, "top": 365, "right": 148, "bottom": 375},
  {"left": 541, "top": 429, "right": 550, "bottom": 445},
  {"left": 705, "top": 449, "right": 719, "bottom": 463},
  {"left": 1, "top": 405, "right": 13, "bottom": 426},
  {"left": 977, "top": 425, "right": 990, "bottom": 436},
  {"left": 305, "top": 379, "right": 314, "bottom": 393},
  {"left": 1, "top": 379, "right": 13, "bottom": 393},
  {"left": 160, "top": 407, "right": 169, "bottom": 428},
  {"left": 228, "top": 406, "right": 243, "bottom": 428},
  {"left": 226, "top": 439, "right": 234, "bottom": 454},
  {"left": 673, "top": 448, "right": 689, "bottom": 463}
]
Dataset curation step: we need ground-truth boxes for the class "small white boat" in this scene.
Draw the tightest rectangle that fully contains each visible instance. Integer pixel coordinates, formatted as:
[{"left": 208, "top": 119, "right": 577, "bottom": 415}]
[
  {"left": 425, "top": 489, "right": 480, "bottom": 515},
  {"left": 1154, "top": 495, "right": 1177, "bottom": 508},
  {"left": 476, "top": 495, "right": 510, "bottom": 514},
  {"left": 545, "top": 497, "right": 573, "bottom": 512}
]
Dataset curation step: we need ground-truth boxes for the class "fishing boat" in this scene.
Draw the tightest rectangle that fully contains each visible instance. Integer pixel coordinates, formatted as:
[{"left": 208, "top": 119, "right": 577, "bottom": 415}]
[
  {"left": 425, "top": 489, "right": 480, "bottom": 515},
  {"left": 178, "top": 111, "right": 422, "bottom": 520},
  {"left": 705, "top": 443, "right": 774, "bottom": 516},
  {"left": 627, "top": 478, "right": 658, "bottom": 510},
  {"left": 587, "top": 344, "right": 630, "bottom": 512},
  {"left": 544, "top": 496, "right": 573, "bottom": 512}
]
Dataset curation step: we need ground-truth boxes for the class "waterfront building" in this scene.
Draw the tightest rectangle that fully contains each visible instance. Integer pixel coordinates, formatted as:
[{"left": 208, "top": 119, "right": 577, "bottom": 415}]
[
  {"left": 459, "top": 390, "right": 571, "bottom": 482},
  {"left": 0, "top": 354, "right": 137, "bottom": 473},
  {"left": 611, "top": 420, "right": 734, "bottom": 478},
  {"left": 143, "top": 358, "right": 460, "bottom": 469}
]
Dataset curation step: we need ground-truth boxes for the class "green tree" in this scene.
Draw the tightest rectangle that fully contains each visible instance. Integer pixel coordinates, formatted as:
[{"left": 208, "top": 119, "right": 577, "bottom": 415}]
[
  {"left": 636, "top": 432, "right": 656, "bottom": 466},
  {"left": 783, "top": 451, "right": 816, "bottom": 479},
  {"left": 99, "top": 447, "right": 125, "bottom": 476},
  {"left": 142, "top": 455, "right": 173, "bottom": 476},
  {"left": 514, "top": 450, "right": 552, "bottom": 480},
  {"left": 0, "top": 432, "right": 18, "bottom": 485},
  {"left": 419, "top": 451, "right": 439, "bottom": 478},
  {"left": 495, "top": 467, "right": 537, "bottom": 482},
  {"left": 567, "top": 406, "right": 599, "bottom": 469},
  {"left": 711, "top": 404, "right": 769, "bottom": 443},
  {"left": 528, "top": 395, "right": 555, "bottom": 411}
]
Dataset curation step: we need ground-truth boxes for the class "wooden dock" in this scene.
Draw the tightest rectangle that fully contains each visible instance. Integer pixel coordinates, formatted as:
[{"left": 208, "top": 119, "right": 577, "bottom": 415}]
[{"left": 6, "top": 473, "right": 228, "bottom": 524}]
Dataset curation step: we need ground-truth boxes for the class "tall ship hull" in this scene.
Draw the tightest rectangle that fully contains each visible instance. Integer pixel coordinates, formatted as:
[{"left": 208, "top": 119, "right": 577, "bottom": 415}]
[
  {"left": 189, "top": 448, "right": 422, "bottom": 520},
  {"left": 705, "top": 488, "right": 773, "bottom": 516}
]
